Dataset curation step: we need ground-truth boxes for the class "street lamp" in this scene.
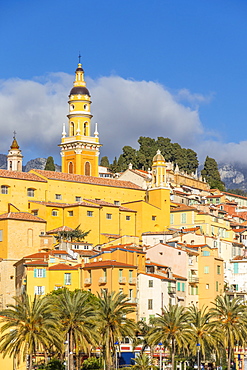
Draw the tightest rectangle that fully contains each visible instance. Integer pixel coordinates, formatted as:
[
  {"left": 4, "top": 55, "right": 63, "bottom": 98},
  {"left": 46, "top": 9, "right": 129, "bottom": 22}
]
[
  {"left": 115, "top": 341, "right": 119, "bottom": 370},
  {"left": 196, "top": 343, "right": 200, "bottom": 370},
  {"left": 159, "top": 342, "right": 163, "bottom": 370}
]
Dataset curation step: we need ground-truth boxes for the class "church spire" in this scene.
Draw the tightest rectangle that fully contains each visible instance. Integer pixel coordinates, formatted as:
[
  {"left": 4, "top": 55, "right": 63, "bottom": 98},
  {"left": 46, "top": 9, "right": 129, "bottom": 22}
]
[{"left": 7, "top": 132, "right": 23, "bottom": 171}]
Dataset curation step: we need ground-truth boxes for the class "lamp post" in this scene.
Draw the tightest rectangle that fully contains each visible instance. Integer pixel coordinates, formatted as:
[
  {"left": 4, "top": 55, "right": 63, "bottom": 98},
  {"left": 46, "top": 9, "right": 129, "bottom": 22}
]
[
  {"left": 159, "top": 342, "right": 163, "bottom": 370},
  {"left": 196, "top": 343, "right": 200, "bottom": 370},
  {"left": 115, "top": 341, "right": 119, "bottom": 370}
]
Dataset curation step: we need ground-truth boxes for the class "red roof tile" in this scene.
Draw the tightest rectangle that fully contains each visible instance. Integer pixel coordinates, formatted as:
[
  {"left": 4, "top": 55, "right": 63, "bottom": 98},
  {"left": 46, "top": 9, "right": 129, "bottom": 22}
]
[
  {"left": 49, "top": 263, "right": 80, "bottom": 270},
  {"left": 0, "top": 169, "right": 47, "bottom": 182},
  {"left": 46, "top": 225, "right": 74, "bottom": 234},
  {"left": 144, "top": 273, "right": 176, "bottom": 282},
  {"left": 30, "top": 200, "right": 100, "bottom": 208},
  {"left": 84, "top": 260, "right": 137, "bottom": 269},
  {"left": 25, "top": 260, "right": 48, "bottom": 266},
  {"left": 0, "top": 212, "right": 46, "bottom": 223},
  {"left": 32, "top": 169, "right": 143, "bottom": 190}
]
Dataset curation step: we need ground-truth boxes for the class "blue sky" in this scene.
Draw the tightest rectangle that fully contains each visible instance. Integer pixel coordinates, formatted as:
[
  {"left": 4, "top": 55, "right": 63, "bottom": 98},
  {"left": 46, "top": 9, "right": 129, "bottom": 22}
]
[{"left": 1, "top": 0, "right": 247, "bottom": 166}]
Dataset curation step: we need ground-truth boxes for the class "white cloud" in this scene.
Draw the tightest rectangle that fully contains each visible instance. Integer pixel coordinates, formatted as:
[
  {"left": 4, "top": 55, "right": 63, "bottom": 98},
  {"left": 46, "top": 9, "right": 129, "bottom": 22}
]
[{"left": 0, "top": 72, "right": 243, "bottom": 166}]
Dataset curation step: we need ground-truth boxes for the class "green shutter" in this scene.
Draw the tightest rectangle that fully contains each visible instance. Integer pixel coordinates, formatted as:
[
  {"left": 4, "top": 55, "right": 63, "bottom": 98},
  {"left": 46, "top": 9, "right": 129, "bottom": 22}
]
[
  {"left": 34, "top": 269, "right": 37, "bottom": 278},
  {"left": 43, "top": 269, "right": 46, "bottom": 278},
  {"left": 234, "top": 263, "right": 239, "bottom": 274},
  {"left": 177, "top": 282, "right": 181, "bottom": 291},
  {"left": 182, "top": 283, "right": 185, "bottom": 292}
]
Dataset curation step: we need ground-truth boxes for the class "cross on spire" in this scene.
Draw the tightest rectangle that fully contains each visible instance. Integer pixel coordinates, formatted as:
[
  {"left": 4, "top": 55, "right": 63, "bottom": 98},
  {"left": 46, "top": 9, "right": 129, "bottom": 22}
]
[
  {"left": 13, "top": 130, "right": 16, "bottom": 138},
  {"left": 78, "top": 52, "right": 81, "bottom": 64}
]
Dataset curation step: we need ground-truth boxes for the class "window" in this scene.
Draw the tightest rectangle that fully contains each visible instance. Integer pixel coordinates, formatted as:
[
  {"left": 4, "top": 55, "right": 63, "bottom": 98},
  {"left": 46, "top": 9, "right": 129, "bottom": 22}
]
[
  {"left": 204, "top": 266, "right": 209, "bottom": 274},
  {"left": 206, "top": 284, "right": 209, "bottom": 290},
  {"left": 32, "top": 210, "right": 38, "bottom": 216},
  {"left": 217, "top": 265, "right": 221, "bottom": 274},
  {"left": 152, "top": 215, "right": 156, "bottom": 221},
  {"left": 75, "top": 196, "right": 82, "bottom": 202},
  {"left": 181, "top": 213, "right": 187, "bottom": 223},
  {"left": 34, "top": 268, "right": 46, "bottom": 278},
  {"left": 64, "top": 273, "right": 71, "bottom": 285},
  {"left": 170, "top": 214, "right": 174, "bottom": 224},
  {"left": 55, "top": 194, "right": 62, "bottom": 200},
  {"left": 148, "top": 299, "right": 153, "bottom": 310},
  {"left": 34, "top": 286, "right": 45, "bottom": 295},
  {"left": 69, "top": 162, "right": 74, "bottom": 174},
  {"left": 87, "top": 211, "right": 93, "bottom": 217},
  {"left": 129, "top": 289, "right": 133, "bottom": 299},
  {"left": 216, "top": 281, "right": 219, "bottom": 292},
  {"left": 1, "top": 185, "right": 8, "bottom": 194},
  {"left": 114, "top": 201, "right": 120, "bottom": 206},
  {"left": 177, "top": 282, "right": 181, "bottom": 291},
  {"left": 85, "top": 161, "right": 90, "bottom": 175},
  {"left": 149, "top": 280, "right": 153, "bottom": 288},
  {"left": 126, "top": 215, "right": 130, "bottom": 221},
  {"left": 52, "top": 210, "right": 58, "bottom": 217},
  {"left": 202, "top": 250, "right": 210, "bottom": 256},
  {"left": 234, "top": 263, "right": 239, "bottom": 274},
  {"left": 27, "top": 188, "right": 35, "bottom": 197},
  {"left": 68, "top": 211, "right": 73, "bottom": 217},
  {"left": 0, "top": 230, "right": 2, "bottom": 242},
  {"left": 106, "top": 213, "right": 112, "bottom": 220}
]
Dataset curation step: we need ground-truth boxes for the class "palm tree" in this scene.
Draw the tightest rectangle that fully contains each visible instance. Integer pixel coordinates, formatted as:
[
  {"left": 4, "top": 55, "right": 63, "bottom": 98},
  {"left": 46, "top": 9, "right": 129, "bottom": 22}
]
[
  {"left": 149, "top": 304, "right": 191, "bottom": 370},
  {"left": 187, "top": 305, "right": 217, "bottom": 368},
  {"left": 0, "top": 293, "right": 61, "bottom": 370},
  {"left": 96, "top": 290, "right": 136, "bottom": 370},
  {"left": 51, "top": 289, "right": 98, "bottom": 370},
  {"left": 209, "top": 295, "right": 247, "bottom": 370},
  {"left": 133, "top": 352, "right": 152, "bottom": 370}
]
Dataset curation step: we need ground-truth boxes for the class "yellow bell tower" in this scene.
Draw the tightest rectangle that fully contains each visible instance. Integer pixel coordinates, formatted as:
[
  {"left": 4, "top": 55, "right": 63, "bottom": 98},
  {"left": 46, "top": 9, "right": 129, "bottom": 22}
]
[{"left": 59, "top": 60, "right": 101, "bottom": 176}]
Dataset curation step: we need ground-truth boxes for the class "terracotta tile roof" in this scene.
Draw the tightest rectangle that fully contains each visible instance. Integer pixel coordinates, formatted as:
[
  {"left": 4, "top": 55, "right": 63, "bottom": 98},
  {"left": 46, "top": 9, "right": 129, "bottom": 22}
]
[
  {"left": 101, "top": 233, "right": 120, "bottom": 238},
  {"left": 49, "top": 263, "right": 80, "bottom": 271},
  {"left": 224, "top": 192, "right": 247, "bottom": 200},
  {"left": 30, "top": 200, "right": 100, "bottom": 208},
  {"left": 206, "top": 194, "right": 224, "bottom": 198},
  {"left": 170, "top": 203, "right": 196, "bottom": 212},
  {"left": 25, "top": 260, "right": 48, "bottom": 266},
  {"left": 84, "top": 199, "right": 118, "bottom": 207},
  {"left": 83, "top": 260, "right": 137, "bottom": 269},
  {"left": 24, "top": 252, "right": 49, "bottom": 259},
  {"left": 32, "top": 169, "right": 143, "bottom": 190},
  {"left": 234, "top": 228, "right": 247, "bottom": 233},
  {"left": 186, "top": 244, "right": 207, "bottom": 248},
  {"left": 129, "top": 169, "right": 150, "bottom": 179},
  {"left": 101, "top": 244, "right": 144, "bottom": 253},
  {"left": 72, "top": 250, "right": 98, "bottom": 257},
  {"left": 0, "top": 212, "right": 46, "bottom": 223},
  {"left": 119, "top": 206, "right": 136, "bottom": 212},
  {"left": 142, "top": 230, "right": 176, "bottom": 235},
  {"left": 180, "top": 227, "right": 201, "bottom": 233},
  {"left": 144, "top": 273, "right": 176, "bottom": 282},
  {"left": 146, "top": 261, "right": 169, "bottom": 268},
  {"left": 232, "top": 256, "right": 246, "bottom": 261},
  {"left": 46, "top": 226, "right": 74, "bottom": 234},
  {"left": 173, "top": 273, "right": 187, "bottom": 280},
  {"left": 51, "top": 250, "right": 69, "bottom": 255},
  {"left": 0, "top": 169, "right": 47, "bottom": 182}
]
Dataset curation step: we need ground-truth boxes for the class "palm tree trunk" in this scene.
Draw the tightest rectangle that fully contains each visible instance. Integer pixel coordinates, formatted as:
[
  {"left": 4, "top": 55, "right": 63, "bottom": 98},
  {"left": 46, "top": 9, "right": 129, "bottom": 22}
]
[
  {"left": 227, "top": 346, "right": 232, "bottom": 370},
  {"left": 171, "top": 340, "right": 175, "bottom": 370},
  {"left": 69, "top": 330, "right": 74, "bottom": 370},
  {"left": 28, "top": 353, "right": 33, "bottom": 370}
]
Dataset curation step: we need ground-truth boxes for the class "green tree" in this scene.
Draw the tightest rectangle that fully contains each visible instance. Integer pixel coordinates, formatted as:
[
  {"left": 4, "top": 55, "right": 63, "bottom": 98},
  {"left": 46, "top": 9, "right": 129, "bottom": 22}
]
[
  {"left": 209, "top": 295, "right": 247, "bottom": 370},
  {"left": 133, "top": 353, "right": 151, "bottom": 370},
  {"left": 51, "top": 289, "right": 98, "bottom": 370},
  {"left": 45, "top": 156, "right": 56, "bottom": 171},
  {"left": 201, "top": 156, "right": 225, "bottom": 191},
  {"left": 96, "top": 291, "right": 136, "bottom": 370},
  {"left": 54, "top": 225, "right": 90, "bottom": 242},
  {"left": 187, "top": 305, "right": 217, "bottom": 368},
  {"left": 138, "top": 136, "right": 157, "bottom": 169},
  {"left": 0, "top": 293, "right": 61, "bottom": 370},
  {"left": 149, "top": 304, "right": 191, "bottom": 370},
  {"left": 100, "top": 156, "right": 110, "bottom": 167}
]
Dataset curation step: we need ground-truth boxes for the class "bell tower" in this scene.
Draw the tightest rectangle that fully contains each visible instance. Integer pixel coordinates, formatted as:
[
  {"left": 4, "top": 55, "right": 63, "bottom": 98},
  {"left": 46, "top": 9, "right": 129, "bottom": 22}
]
[
  {"left": 59, "top": 59, "right": 101, "bottom": 176},
  {"left": 7, "top": 133, "right": 23, "bottom": 171}
]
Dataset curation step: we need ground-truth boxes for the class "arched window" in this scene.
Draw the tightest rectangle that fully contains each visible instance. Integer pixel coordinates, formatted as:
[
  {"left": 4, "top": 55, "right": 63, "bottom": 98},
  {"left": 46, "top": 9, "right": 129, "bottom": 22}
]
[
  {"left": 9, "top": 161, "right": 12, "bottom": 170},
  {"left": 68, "top": 162, "right": 73, "bottom": 174},
  {"left": 85, "top": 161, "right": 91, "bottom": 176},
  {"left": 84, "top": 122, "right": 87, "bottom": 136},
  {"left": 70, "top": 122, "right": 75, "bottom": 136}
]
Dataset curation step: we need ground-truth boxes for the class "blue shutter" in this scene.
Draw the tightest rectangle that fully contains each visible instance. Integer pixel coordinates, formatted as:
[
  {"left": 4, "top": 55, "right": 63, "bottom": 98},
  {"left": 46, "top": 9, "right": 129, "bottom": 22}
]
[{"left": 234, "top": 263, "right": 239, "bottom": 274}]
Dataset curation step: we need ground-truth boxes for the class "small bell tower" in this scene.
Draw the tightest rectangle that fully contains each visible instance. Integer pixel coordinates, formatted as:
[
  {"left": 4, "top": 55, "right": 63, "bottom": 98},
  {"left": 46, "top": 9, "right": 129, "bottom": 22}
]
[
  {"left": 59, "top": 57, "right": 101, "bottom": 176},
  {"left": 7, "top": 132, "right": 23, "bottom": 171}
]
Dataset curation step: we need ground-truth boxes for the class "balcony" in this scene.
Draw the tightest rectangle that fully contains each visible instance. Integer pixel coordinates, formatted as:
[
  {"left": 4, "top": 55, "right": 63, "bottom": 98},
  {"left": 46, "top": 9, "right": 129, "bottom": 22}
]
[
  {"left": 189, "top": 277, "right": 199, "bottom": 284},
  {"left": 168, "top": 286, "right": 176, "bottom": 294},
  {"left": 129, "top": 277, "right": 137, "bottom": 285},
  {"left": 119, "top": 276, "right": 126, "bottom": 284},
  {"left": 84, "top": 278, "right": 92, "bottom": 285},
  {"left": 99, "top": 276, "right": 107, "bottom": 284},
  {"left": 128, "top": 297, "right": 137, "bottom": 304}
]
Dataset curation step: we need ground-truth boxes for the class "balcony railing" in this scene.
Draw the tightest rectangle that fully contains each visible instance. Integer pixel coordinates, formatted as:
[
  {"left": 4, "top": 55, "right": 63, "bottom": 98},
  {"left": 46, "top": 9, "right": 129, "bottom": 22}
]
[
  {"left": 129, "top": 277, "right": 137, "bottom": 285},
  {"left": 84, "top": 278, "right": 92, "bottom": 285},
  {"left": 99, "top": 277, "right": 107, "bottom": 284},
  {"left": 168, "top": 286, "right": 176, "bottom": 294},
  {"left": 189, "top": 277, "right": 199, "bottom": 283},
  {"left": 119, "top": 276, "right": 126, "bottom": 284}
]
